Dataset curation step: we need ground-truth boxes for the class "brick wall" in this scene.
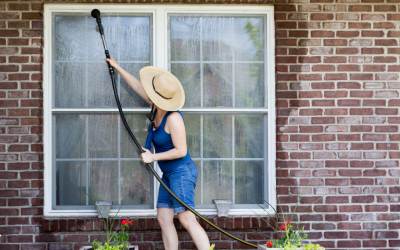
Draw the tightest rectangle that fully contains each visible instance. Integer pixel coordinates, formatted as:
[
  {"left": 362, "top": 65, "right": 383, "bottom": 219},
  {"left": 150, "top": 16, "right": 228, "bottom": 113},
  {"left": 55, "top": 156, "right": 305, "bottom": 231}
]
[
  {"left": 275, "top": 2, "right": 400, "bottom": 249},
  {"left": 0, "top": 0, "right": 399, "bottom": 249}
]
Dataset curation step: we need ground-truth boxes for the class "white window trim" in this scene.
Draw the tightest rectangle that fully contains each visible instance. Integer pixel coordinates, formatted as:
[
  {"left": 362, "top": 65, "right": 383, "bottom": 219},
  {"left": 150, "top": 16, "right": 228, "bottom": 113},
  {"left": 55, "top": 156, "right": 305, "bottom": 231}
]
[{"left": 43, "top": 3, "right": 276, "bottom": 218}]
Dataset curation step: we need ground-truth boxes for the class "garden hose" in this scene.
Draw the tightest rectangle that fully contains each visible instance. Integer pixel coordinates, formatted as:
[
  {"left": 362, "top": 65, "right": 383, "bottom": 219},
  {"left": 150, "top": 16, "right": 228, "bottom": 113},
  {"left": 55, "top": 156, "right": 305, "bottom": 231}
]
[{"left": 91, "top": 9, "right": 258, "bottom": 249}]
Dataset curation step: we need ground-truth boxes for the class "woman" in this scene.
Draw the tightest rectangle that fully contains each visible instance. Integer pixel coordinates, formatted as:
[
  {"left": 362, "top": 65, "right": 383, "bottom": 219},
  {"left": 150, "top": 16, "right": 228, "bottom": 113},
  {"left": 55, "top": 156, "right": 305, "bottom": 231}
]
[{"left": 106, "top": 58, "right": 211, "bottom": 250}]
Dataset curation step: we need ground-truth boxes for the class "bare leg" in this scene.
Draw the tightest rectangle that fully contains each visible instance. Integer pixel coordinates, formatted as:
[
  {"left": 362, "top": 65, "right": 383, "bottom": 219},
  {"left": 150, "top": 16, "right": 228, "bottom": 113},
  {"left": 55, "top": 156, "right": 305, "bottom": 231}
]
[
  {"left": 157, "top": 208, "right": 179, "bottom": 250},
  {"left": 178, "top": 210, "right": 210, "bottom": 250}
]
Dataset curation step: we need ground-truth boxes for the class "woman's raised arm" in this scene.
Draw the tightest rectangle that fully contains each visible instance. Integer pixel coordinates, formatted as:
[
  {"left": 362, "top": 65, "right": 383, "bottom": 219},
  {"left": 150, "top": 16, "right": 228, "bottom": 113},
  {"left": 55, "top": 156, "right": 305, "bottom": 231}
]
[{"left": 106, "top": 58, "right": 151, "bottom": 105}]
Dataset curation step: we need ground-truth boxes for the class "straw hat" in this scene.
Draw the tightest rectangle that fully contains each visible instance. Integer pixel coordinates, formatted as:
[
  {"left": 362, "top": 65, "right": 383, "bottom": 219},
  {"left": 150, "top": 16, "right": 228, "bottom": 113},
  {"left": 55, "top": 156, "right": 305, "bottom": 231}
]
[{"left": 139, "top": 66, "right": 185, "bottom": 111}]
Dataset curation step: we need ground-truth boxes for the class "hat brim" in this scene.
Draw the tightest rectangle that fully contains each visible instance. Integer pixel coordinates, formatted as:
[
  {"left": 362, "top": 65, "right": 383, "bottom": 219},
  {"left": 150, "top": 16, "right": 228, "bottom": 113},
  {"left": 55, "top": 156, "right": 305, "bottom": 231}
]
[{"left": 139, "top": 66, "right": 185, "bottom": 111}]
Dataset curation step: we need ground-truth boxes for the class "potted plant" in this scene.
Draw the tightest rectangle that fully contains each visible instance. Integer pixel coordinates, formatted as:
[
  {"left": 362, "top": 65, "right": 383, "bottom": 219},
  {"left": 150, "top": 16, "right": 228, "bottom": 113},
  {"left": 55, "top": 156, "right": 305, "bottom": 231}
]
[
  {"left": 258, "top": 219, "right": 324, "bottom": 250},
  {"left": 80, "top": 218, "right": 137, "bottom": 250},
  {"left": 257, "top": 202, "right": 325, "bottom": 250}
]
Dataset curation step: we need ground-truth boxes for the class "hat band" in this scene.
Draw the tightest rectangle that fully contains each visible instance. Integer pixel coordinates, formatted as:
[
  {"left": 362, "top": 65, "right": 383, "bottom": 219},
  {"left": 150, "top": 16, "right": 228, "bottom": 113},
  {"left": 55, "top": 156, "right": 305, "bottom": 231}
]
[{"left": 152, "top": 76, "right": 173, "bottom": 100}]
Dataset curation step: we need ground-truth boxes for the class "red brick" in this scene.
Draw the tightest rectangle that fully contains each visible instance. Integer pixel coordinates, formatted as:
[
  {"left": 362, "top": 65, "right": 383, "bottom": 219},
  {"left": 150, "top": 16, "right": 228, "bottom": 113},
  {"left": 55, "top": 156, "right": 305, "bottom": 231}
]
[
  {"left": 374, "top": 56, "right": 397, "bottom": 63},
  {"left": 325, "top": 214, "right": 348, "bottom": 221},
  {"left": 7, "top": 235, "right": 33, "bottom": 243},
  {"left": 349, "top": 22, "right": 371, "bottom": 29},
  {"left": 338, "top": 240, "right": 361, "bottom": 248},
  {"left": 311, "top": 30, "right": 334, "bottom": 37},
  {"left": 0, "top": 208, "right": 18, "bottom": 216},
  {"left": 325, "top": 231, "right": 347, "bottom": 239},
  {"left": 336, "top": 30, "right": 359, "bottom": 37},
  {"left": 337, "top": 47, "right": 358, "bottom": 54},
  {"left": 362, "top": 47, "right": 384, "bottom": 54},
  {"left": 389, "top": 240, "right": 400, "bottom": 247},
  {"left": 310, "top": 13, "right": 333, "bottom": 20},
  {"left": 374, "top": 5, "right": 396, "bottom": 11},
  {"left": 363, "top": 240, "right": 387, "bottom": 248},
  {"left": 0, "top": 29, "right": 19, "bottom": 37}
]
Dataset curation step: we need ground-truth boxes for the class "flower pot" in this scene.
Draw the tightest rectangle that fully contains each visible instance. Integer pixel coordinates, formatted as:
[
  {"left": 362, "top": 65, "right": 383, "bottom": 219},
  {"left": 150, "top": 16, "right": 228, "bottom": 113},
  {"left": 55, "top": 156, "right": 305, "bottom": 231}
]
[
  {"left": 258, "top": 246, "right": 324, "bottom": 250},
  {"left": 258, "top": 246, "right": 303, "bottom": 250},
  {"left": 80, "top": 245, "right": 138, "bottom": 250}
]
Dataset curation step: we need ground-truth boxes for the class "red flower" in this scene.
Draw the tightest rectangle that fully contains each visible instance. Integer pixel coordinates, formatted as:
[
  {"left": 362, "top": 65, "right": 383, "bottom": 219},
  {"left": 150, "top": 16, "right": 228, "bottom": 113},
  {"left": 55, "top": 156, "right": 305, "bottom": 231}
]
[
  {"left": 279, "top": 223, "right": 286, "bottom": 231},
  {"left": 121, "top": 219, "right": 134, "bottom": 225},
  {"left": 265, "top": 241, "right": 273, "bottom": 248}
]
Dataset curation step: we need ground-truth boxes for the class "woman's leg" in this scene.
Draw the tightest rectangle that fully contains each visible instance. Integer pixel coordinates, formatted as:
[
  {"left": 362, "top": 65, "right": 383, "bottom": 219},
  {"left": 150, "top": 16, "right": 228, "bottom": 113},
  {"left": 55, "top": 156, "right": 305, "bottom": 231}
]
[
  {"left": 157, "top": 208, "right": 179, "bottom": 250},
  {"left": 178, "top": 210, "right": 210, "bottom": 250}
]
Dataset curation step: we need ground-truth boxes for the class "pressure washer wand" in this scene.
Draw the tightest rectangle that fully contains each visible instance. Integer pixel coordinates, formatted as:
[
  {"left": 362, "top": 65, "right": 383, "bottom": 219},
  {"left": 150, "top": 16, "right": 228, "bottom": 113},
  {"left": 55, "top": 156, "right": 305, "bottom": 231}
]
[
  {"left": 90, "top": 9, "right": 258, "bottom": 249},
  {"left": 90, "top": 9, "right": 143, "bottom": 154}
]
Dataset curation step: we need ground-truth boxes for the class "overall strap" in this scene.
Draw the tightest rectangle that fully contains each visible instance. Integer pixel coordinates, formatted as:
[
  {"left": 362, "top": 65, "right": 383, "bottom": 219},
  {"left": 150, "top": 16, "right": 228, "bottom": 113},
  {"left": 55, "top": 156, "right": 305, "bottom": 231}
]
[
  {"left": 160, "top": 111, "right": 185, "bottom": 128},
  {"left": 159, "top": 111, "right": 172, "bottom": 130}
]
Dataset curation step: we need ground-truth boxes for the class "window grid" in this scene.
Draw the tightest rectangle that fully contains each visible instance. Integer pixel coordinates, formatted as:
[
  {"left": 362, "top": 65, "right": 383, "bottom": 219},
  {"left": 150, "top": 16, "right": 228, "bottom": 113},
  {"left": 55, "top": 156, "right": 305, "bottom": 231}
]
[
  {"left": 168, "top": 15, "right": 266, "bottom": 207},
  {"left": 52, "top": 14, "right": 153, "bottom": 207}
]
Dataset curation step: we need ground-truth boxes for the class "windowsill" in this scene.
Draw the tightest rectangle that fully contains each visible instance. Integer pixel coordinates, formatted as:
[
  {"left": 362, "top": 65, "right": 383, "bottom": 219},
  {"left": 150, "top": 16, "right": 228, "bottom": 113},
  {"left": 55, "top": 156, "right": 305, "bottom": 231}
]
[{"left": 43, "top": 207, "right": 276, "bottom": 219}]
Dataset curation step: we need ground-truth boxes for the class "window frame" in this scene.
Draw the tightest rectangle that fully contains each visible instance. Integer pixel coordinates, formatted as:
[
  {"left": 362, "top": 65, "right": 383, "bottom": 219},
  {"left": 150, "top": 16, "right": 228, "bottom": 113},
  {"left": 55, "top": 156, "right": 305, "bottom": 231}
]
[{"left": 43, "top": 3, "right": 276, "bottom": 217}]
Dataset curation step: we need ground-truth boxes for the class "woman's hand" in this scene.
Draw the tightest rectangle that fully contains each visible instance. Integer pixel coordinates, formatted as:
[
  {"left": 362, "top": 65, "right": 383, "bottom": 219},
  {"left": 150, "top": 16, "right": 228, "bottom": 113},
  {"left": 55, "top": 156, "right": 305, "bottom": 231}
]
[
  {"left": 106, "top": 57, "right": 119, "bottom": 68},
  {"left": 141, "top": 147, "right": 155, "bottom": 163}
]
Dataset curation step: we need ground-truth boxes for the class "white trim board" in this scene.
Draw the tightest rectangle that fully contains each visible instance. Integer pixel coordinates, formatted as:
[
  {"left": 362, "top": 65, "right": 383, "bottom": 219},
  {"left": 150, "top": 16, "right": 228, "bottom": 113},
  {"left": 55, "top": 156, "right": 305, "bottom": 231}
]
[{"left": 43, "top": 3, "right": 276, "bottom": 218}]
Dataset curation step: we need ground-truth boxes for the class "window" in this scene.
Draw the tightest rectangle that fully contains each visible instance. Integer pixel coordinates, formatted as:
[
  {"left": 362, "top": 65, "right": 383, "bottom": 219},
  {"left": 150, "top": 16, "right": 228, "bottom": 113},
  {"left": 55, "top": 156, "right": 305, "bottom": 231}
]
[{"left": 43, "top": 4, "right": 275, "bottom": 217}]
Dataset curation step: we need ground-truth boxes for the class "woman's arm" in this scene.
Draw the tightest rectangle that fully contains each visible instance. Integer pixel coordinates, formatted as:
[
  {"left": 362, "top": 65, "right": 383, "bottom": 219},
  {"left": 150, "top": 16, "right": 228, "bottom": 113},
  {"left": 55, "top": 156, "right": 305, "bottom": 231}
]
[
  {"left": 141, "top": 112, "right": 187, "bottom": 163},
  {"left": 106, "top": 58, "right": 151, "bottom": 104}
]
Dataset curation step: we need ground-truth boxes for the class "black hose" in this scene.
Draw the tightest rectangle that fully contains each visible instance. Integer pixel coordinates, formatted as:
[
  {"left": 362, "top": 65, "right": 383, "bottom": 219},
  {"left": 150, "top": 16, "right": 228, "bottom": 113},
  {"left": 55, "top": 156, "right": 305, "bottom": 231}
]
[{"left": 91, "top": 9, "right": 257, "bottom": 249}]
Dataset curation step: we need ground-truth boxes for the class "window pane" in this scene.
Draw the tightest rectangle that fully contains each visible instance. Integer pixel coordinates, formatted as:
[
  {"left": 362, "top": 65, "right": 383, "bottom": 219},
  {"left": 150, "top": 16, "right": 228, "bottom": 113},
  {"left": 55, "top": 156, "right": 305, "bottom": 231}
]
[
  {"left": 118, "top": 16, "right": 152, "bottom": 61},
  {"left": 203, "top": 160, "right": 232, "bottom": 205},
  {"left": 203, "top": 115, "right": 232, "bottom": 158},
  {"left": 54, "top": 16, "right": 87, "bottom": 61},
  {"left": 56, "top": 161, "right": 87, "bottom": 206},
  {"left": 86, "top": 16, "right": 119, "bottom": 61},
  {"left": 54, "top": 63, "right": 86, "bottom": 107},
  {"left": 89, "top": 161, "right": 118, "bottom": 205},
  {"left": 121, "top": 160, "right": 153, "bottom": 207},
  {"left": 203, "top": 63, "right": 232, "bottom": 107},
  {"left": 88, "top": 114, "right": 118, "bottom": 158},
  {"left": 184, "top": 114, "right": 201, "bottom": 158},
  {"left": 235, "top": 114, "right": 265, "bottom": 158},
  {"left": 119, "top": 63, "right": 150, "bottom": 108},
  {"left": 169, "top": 15, "right": 265, "bottom": 109},
  {"left": 55, "top": 114, "right": 86, "bottom": 159},
  {"left": 234, "top": 17, "right": 264, "bottom": 61},
  {"left": 202, "top": 17, "right": 235, "bottom": 61},
  {"left": 54, "top": 14, "right": 152, "bottom": 108},
  {"left": 87, "top": 63, "right": 116, "bottom": 108},
  {"left": 170, "top": 63, "right": 201, "bottom": 107},
  {"left": 170, "top": 16, "right": 200, "bottom": 61},
  {"left": 235, "top": 63, "right": 265, "bottom": 108},
  {"left": 235, "top": 160, "right": 263, "bottom": 204},
  {"left": 120, "top": 114, "right": 148, "bottom": 158}
]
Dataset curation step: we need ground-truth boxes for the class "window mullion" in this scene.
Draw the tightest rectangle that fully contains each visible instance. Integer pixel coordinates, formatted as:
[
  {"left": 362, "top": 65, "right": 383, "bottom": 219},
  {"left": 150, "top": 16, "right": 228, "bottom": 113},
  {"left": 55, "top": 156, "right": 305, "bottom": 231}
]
[
  {"left": 52, "top": 108, "right": 269, "bottom": 113},
  {"left": 199, "top": 16, "right": 204, "bottom": 205}
]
